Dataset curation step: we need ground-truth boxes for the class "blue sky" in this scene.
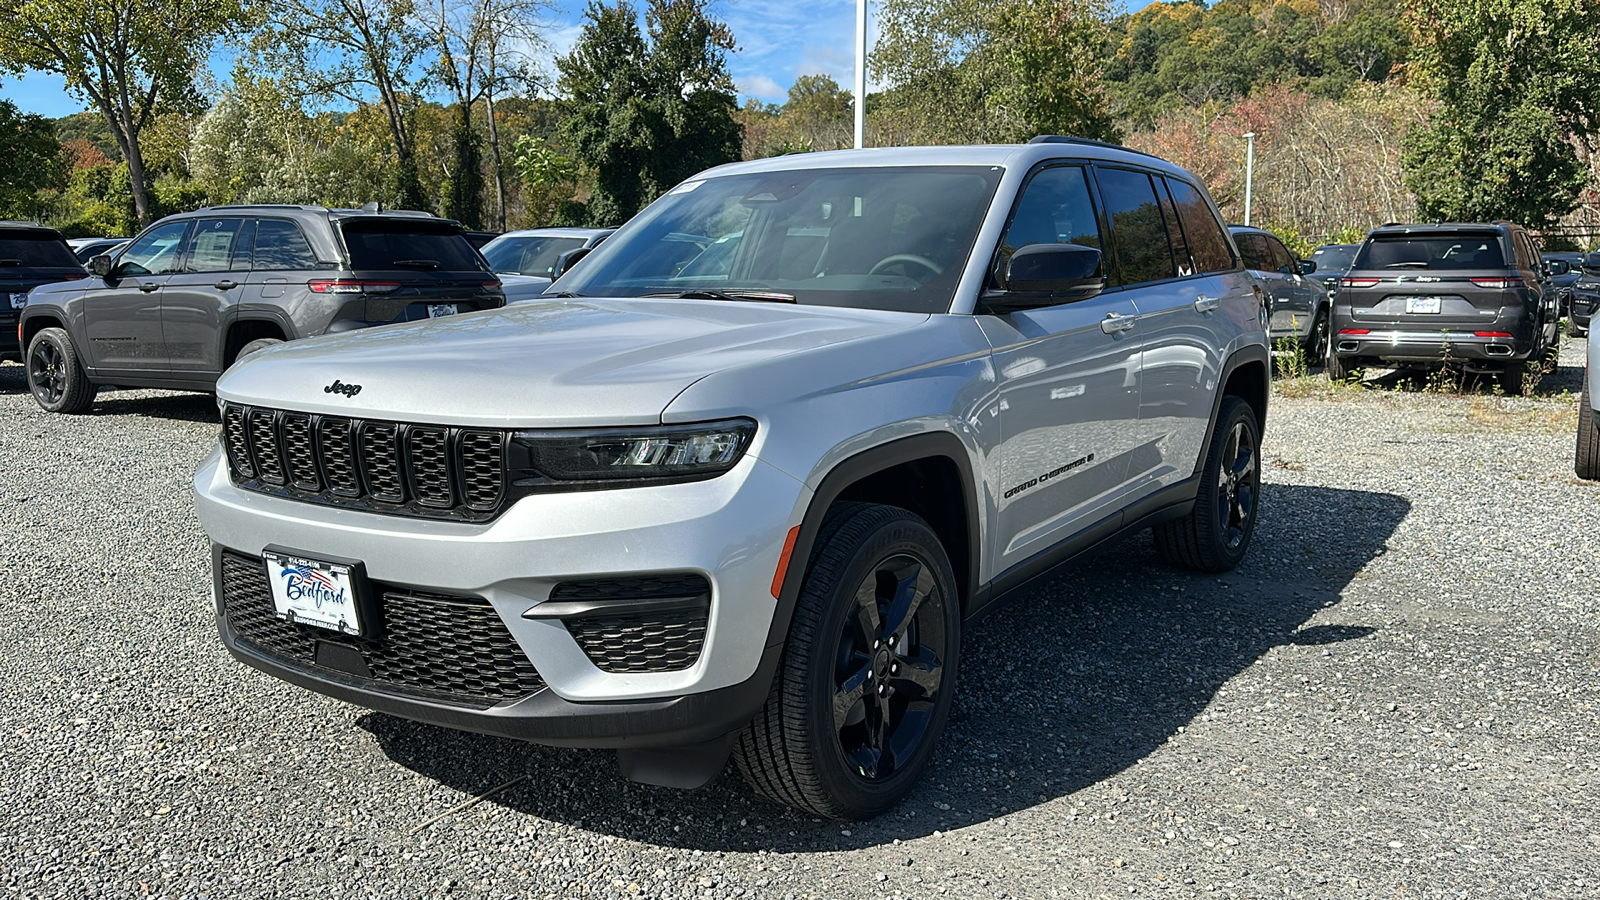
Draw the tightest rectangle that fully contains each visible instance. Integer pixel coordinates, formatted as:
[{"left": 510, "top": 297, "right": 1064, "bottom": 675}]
[{"left": 0, "top": 0, "right": 878, "bottom": 119}]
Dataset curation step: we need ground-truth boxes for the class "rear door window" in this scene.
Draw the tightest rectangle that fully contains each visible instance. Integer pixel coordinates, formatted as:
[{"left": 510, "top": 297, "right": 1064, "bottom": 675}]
[
  {"left": 250, "top": 219, "right": 320, "bottom": 270},
  {"left": 0, "top": 233, "right": 78, "bottom": 268},
  {"left": 1095, "top": 166, "right": 1176, "bottom": 285},
  {"left": 1165, "top": 178, "right": 1234, "bottom": 273},
  {"left": 341, "top": 220, "right": 487, "bottom": 272},
  {"left": 182, "top": 218, "right": 246, "bottom": 273}
]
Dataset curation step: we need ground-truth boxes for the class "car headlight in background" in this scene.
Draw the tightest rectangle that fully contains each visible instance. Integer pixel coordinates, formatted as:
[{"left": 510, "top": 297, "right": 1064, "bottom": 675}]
[{"left": 508, "top": 418, "right": 757, "bottom": 491}]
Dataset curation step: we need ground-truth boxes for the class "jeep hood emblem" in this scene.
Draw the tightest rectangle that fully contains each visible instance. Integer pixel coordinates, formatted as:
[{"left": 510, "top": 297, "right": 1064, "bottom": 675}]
[{"left": 324, "top": 379, "right": 362, "bottom": 397}]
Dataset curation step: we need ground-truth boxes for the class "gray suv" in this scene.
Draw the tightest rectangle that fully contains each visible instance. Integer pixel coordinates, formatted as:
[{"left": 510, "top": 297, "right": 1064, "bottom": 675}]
[
  {"left": 20, "top": 205, "right": 505, "bottom": 413},
  {"left": 192, "top": 140, "right": 1270, "bottom": 819}
]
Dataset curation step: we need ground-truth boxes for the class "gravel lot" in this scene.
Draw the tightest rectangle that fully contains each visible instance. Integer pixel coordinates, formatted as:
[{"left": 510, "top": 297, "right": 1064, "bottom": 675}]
[{"left": 2, "top": 342, "right": 1598, "bottom": 900}]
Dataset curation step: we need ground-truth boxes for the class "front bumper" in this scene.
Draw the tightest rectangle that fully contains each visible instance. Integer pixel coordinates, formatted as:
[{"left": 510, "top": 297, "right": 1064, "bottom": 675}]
[
  {"left": 194, "top": 445, "right": 810, "bottom": 746},
  {"left": 1571, "top": 293, "right": 1597, "bottom": 328},
  {"left": 1330, "top": 330, "right": 1532, "bottom": 365}
]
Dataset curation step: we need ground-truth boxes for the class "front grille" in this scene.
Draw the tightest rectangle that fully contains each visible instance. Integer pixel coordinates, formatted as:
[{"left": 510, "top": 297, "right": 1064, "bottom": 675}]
[
  {"left": 551, "top": 575, "right": 710, "bottom": 674},
  {"left": 219, "top": 551, "right": 545, "bottom": 706},
  {"left": 222, "top": 403, "right": 507, "bottom": 521}
]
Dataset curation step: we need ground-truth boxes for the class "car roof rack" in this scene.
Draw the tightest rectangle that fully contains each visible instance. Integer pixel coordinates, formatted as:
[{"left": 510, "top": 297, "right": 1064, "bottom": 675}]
[{"left": 1028, "top": 135, "right": 1164, "bottom": 161}]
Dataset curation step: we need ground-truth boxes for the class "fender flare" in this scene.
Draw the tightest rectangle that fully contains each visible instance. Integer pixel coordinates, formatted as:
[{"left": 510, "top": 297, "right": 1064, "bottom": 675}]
[
  {"left": 1193, "top": 342, "right": 1271, "bottom": 478},
  {"left": 220, "top": 310, "right": 296, "bottom": 365}
]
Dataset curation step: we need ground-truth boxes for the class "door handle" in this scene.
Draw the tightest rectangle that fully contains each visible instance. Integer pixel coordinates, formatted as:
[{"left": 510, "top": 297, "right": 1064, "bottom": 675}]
[
  {"left": 138, "top": 283, "right": 160, "bottom": 293},
  {"left": 1194, "top": 295, "right": 1220, "bottom": 313},
  {"left": 1100, "top": 313, "right": 1137, "bottom": 335},
  {"left": 214, "top": 279, "right": 238, "bottom": 290}
]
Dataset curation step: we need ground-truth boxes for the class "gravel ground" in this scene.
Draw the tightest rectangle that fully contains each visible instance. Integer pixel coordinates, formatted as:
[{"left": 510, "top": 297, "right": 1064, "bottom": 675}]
[{"left": 1, "top": 341, "right": 1598, "bottom": 900}]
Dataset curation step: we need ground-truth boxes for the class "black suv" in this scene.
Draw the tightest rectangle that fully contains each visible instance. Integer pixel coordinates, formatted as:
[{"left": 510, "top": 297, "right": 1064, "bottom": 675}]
[
  {"left": 1, "top": 222, "right": 86, "bottom": 360},
  {"left": 1567, "top": 251, "right": 1600, "bottom": 336},
  {"left": 19, "top": 205, "right": 505, "bottom": 413},
  {"left": 1328, "top": 222, "right": 1559, "bottom": 394}
]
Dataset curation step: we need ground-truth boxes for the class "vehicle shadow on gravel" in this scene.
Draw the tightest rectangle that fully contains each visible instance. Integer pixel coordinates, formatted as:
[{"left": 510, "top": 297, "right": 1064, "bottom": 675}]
[
  {"left": 0, "top": 363, "right": 218, "bottom": 422},
  {"left": 361, "top": 483, "right": 1409, "bottom": 853}
]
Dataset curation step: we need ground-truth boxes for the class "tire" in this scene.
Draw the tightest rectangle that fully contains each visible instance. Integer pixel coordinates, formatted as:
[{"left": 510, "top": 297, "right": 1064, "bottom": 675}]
[
  {"left": 1499, "top": 360, "right": 1527, "bottom": 396},
  {"left": 1303, "top": 310, "right": 1329, "bottom": 367},
  {"left": 734, "top": 502, "right": 960, "bottom": 820},
  {"left": 1153, "top": 396, "right": 1261, "bottom": 573},
  {"left": 235, "top": 337, "right": 283, "bottom": 363},
  {"left": 1576, "top": 377, "right": 1600, "bottom": 480},
  {"left": 25, "top": 327, "right": 96, "bottom": 414},
  {"left": 1327, "top": 349, "right": 1360, "bottom": 383},
  {"left": 1572, "top": 321, "right": 1588, "bottom": 338}
]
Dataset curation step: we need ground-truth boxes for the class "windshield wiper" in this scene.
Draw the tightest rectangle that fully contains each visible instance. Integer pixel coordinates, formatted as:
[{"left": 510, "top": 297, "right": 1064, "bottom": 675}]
[
  {"left": 391, "top": 259, "right": 440, "bottom": 269},
  {"left": 1383, "top": 261, "right": 1430, "bottom": 268},
  {"left": 646, "top": 289, "right": 797, "bottom": 303},
  {"left": 543, "top": 290, "right": 585, "bottom": 298}
]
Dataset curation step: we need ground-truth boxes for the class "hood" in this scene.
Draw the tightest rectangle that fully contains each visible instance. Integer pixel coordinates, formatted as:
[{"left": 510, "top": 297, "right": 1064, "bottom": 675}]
[
  {"left": 217, "top": 297, "right": 927, "bottom": 427},
  {"left": 498, "top": 273, "right": 554, "bottom": 303}
]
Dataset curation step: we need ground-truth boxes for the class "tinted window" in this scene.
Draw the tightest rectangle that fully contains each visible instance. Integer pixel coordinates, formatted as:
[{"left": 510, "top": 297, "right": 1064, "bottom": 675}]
[
  {"left": 998, "top": 165, "right": 1103, "bottom": 279},
  {"left": 1097, "top": 167, "right": 1175, "bottom": 285},
  {"left": 1166, "top": 178, "right": 1233, "bottom": 273},
  {"left": 482, "top": 235, "right": 586, "bottom": 277},
  {"left": 1154, "top": 180, "right": 1193, "bottom": 277},
  {"left": 251, "top": 219, "right": 320, "bottom": 270},
  {"left": 1266, "top": 236, "right": 1296, "bottom": 274},
  {"left": 1356, "top": 235, "right": 1507, "bottom": 270},
  {"left": 183, "top": 218, "right": 245, "bottom": 273},
  {"left": 1236, "top": 232, "right": 1274, "bottom": 273},
  {"left": 0, "top": 234, "right": 79, "bottom": 268},
  {"left": 117, "top": 221, "right": 190, "bottom": 276},
  {"left": 1311, "top": 244, "right": 1357, "bottom": 272},
  {"left": 341, "top": 220, "right": 486, "bottom": 272}
]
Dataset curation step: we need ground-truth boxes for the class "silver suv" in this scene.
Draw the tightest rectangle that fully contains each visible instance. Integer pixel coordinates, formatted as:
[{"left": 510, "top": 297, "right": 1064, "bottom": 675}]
[
  {"left": 20, "top": 205, "right": 505, "bottom": 413},
  {"left": 192, "top": 140, "right": 1270, "bottom": 819}
]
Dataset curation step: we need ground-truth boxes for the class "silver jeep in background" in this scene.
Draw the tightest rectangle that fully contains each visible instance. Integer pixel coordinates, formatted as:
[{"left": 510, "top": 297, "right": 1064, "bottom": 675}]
[{"left": 192, "top": 139, "right": 1270, "bottom": 819}]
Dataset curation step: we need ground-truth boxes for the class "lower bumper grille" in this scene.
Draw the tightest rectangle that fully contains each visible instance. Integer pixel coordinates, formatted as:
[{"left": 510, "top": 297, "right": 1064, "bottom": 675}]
[
  {"left": 549, "top": 575, "right": 710, "bottom": 674},
  {"left": 218, "top": 550, "right": 545, "bottom": 707}
]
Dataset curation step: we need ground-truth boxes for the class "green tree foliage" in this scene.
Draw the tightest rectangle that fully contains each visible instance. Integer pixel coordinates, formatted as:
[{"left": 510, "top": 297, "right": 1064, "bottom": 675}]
[
  {"left": 1402, "top": 0, "right": 1600, "bottom": 226},
  {"left": 874, "top": 0, "right": 1121, "bottom": 144},
  {"left": 512, "top": 135, "right": 580, "bottom": 225},
  {"left": 0, "top": 0, "right": 249, "bottom": 225},
  {"left": 556, "top": 0, "right": 742, "bottom": 225},
  {"left": 0, "top": 99, "right": 65, "bottom": 218}
]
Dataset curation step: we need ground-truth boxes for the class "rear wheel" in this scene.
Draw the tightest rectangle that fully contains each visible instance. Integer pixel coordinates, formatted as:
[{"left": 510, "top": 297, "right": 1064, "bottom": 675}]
[
  {"left": 735, "top": 503, "right": 959, "bottom": 820},
  {"left": 1303, "top": 310, "right": 1329, "bottom": 366},
  {"left": 25, "top": 327, "right": 96, "bottom": 414},
  {"left": 1153, "top": 396, "right": 1261, "bottom": 573},
  {"left": 1576, "top": 378, "right": 1600, "bottom": 480},
  {"left": 1499, "top": 360, "right": 1528, "bottom": 396},
  {"left": 1327, "top": 349, "right": 1361, "bottom": 383}
]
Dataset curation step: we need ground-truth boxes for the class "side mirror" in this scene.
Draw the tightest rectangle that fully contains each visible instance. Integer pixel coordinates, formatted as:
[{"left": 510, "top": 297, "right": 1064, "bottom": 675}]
[
  {"left": 985, "top": 244, "right": 1105, "bottom": 314},
  {"left": 87, "top": 254, "right": 113, "bottom": 278},
  {"left": 1547, "top": 259, "right": 1569, "bottom": 276},
  {"left": 552, "top": 246, "right": 592, "bottom": 279},
  {"left": 1298, "top": 259, "right": 1316, "bottom": 275}
]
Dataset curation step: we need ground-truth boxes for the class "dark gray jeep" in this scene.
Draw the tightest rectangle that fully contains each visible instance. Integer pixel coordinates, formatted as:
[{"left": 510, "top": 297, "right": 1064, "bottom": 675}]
[
  {"left": 1328, "top": 222, "right": 1559, "bottom": 394},
  {"left": 20, "top": 205, "right": 505, "bottom": 413}
]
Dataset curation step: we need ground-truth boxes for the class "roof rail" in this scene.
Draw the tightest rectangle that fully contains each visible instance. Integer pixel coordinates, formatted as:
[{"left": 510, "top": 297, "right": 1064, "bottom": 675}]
[
  {"left": 198, "top": 204, "right": 321, "bottom": 212},
  {"left": 1028, "top": 135, "right": 1164, "bottom": 161},
  {"left": 0, "top": 219, "right": 46, "bottom": 227}
]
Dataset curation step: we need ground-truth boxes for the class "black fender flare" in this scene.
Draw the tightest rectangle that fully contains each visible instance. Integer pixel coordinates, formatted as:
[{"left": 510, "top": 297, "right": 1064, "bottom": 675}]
[
  {"left": 220, "top": 309, "right": 296, "bottom": 364},
  {"left": 1193, "top": 342, "right": 1271, "bottom": 478}
]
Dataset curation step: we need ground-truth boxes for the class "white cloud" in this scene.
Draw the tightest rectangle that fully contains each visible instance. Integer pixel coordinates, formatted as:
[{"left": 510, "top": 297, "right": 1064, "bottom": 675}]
[{"left": 736, "top": 74, "right": 787, "bottom": 102}]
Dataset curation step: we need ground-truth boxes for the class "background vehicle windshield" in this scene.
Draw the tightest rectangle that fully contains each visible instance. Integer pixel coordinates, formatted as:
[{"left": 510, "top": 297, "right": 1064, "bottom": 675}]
[
  {"left": 0, "top": 235, "right": 78, "bottom": 268},
  {"left": 1355, "top": 234, "right": 1506, "bottom": 270},
  {"left": 483, "top": 235, "right": 585, "bottom": 277},
  {"left": 1311, "top": 244, "right": 1356, "bottom": 271},
  {"left": 555, "top": 166, "right": 1002, "bottom": 312}
]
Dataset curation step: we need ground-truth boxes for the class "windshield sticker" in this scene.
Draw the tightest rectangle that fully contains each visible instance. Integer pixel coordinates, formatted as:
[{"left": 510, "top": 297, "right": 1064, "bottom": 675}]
[{"left": 670, "top": 180, "right": 705, "bottom": 195}]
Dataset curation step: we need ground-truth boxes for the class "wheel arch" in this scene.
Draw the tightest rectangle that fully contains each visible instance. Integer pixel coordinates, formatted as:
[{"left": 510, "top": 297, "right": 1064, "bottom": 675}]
[
  {"left": 1193, "top": 344, "right": 1270, "bottom": 478},
  {"left": 19, "top": 310, "right": 70, "bottom": 354},
  {"left": 222, "top": 316, "right": 292, "bottom": 368}
]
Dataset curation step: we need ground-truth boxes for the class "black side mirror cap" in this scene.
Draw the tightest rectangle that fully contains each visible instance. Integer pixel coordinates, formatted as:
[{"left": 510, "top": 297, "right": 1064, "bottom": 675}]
[
  {"left": 1298, "top": 259, "right": 1316, "bottom": 275},
  {"left": 552, "top": 246, "right": 592, "bottom": 279},
  {"left": 984, "top": 244, "right": 1105, "bottom": 313},
  {"left": 87, "top": 254, "right": 112, "bottom": 278}
]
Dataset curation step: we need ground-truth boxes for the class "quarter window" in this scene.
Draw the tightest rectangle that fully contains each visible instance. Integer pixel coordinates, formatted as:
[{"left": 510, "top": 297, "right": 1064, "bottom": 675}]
[
  {"left": 1096, "top": 167, "right": 1176, "bottom": 285},
  {"left": 251, "top": 219, "right": 320, "bottom": 270},
  {"left": 1166, "top": 179, "right": 1234, "bottom": 273}
]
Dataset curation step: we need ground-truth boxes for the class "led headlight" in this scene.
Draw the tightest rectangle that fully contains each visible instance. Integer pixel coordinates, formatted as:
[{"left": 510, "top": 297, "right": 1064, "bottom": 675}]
[{"left": 508, "top": 418, "right": 757, "bottom": 491}]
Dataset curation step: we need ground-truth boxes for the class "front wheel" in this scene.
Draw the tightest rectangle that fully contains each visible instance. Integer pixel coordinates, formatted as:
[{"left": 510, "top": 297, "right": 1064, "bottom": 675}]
[
  {"left": 735, "top": 503, "right": 960, "bottom": 820},
  {"left": 1303, "top": 310, "right": 1329, "bottom": 367},
  {"left": 1153, "top": 396, "right": 1261, "bottom": 573},
  {"left": 26, "top": 327, "right": 96, "bottom": 414},
  {"left": 1576, "top": 378, "right": 1600, "bottom": 480}
]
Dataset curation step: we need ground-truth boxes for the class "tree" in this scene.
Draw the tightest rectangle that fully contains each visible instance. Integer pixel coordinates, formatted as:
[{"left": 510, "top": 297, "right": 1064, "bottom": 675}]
[
  {"left": 1402, "top": 0, "right": 1600, "bottom": 226},
  {"left": 511, "top": 135, "right": 578, "bottom": 224},
  {"left": 874, "top": 0, "right": 1120, "bottom": 144},
  {"left": 0, "top": 99, "right": 65, "bottom": 218},
  {"left": 0, "top": 0, "right": 248, "bottom": 225},
  {"left": 556, "top": 0, "right": 742, "bottom": 225}
]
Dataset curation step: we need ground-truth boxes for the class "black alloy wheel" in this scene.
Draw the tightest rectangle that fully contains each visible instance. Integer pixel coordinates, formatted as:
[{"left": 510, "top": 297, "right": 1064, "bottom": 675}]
[
  {"left": 25, "top": 327, "right": 95, "bottom": 414},
  {"left": 1213, "top": 416, "right": 1258, "bottom": 553},
  {"left": 28, "top": 337, "right": 66, "bottom": 404},
  {"left": 1153, "top": 396, "right": 1261, "bottom": 572}
]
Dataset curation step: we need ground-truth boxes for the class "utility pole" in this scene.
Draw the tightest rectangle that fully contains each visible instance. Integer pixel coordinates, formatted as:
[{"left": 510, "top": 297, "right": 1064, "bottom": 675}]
[
  {"left": 1243, "top": 131, "right": 1256, "bottom": 226},
  {"left": 854, "top": 0, "right": 867, "bottom": 149}
]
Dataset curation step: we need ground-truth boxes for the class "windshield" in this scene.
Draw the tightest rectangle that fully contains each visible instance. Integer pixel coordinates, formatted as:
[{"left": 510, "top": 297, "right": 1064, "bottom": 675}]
[
  {"left": 554, "top": 166, "right": 1003, "bottom": 312},
  {"left": 1311, "top": 244, "right": 1356, "bottom": 272},
  {"left": 0, "top": 235, "right": 79, "bottom": 268},
  {"left": 482, "top": 235, "right": 586, "bottom": 277},
  {"left": 1355, "top": 234, "right": 1505, "bottom": 270}
]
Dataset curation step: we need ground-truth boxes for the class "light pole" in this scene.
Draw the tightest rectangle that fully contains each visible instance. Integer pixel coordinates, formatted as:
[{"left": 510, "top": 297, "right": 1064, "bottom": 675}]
[
  {"left": 1242, "top": 131, "right": 1256, "bottom": 227},
  {"left": 854, "top": 0, "right": 867, "bottom": 149}
]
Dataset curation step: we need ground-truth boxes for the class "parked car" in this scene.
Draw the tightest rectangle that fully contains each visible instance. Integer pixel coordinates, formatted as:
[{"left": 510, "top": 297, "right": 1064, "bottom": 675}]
[
  {"left": 461, "top": 230, "right": 500, "bottom": 249},
  {"left": 1, "top": 221, "right": 87, "bottom": 360},
  {"left": 1577, "top": 334, "right": 1600, "bottom": 479},
  {"left": 1307, "top": 243, "right": 1358, "bottom": 295},
  {"left": 1542, "top": 252, "right": 1583, "bottom": 319},
  {"left": 1328, "top": 222, "right": 1559, "bottom": 393},
  {"left": 67, "top": 237, "right": 129, "bottom": 264},
  {"left": 1566, "top": 251, "right": 1600, "bottom": 336},
  {"left": 480, "top": 227, "right": 616, "bottom": 301},
  {"left": 1231, "top": 225, "right": 1327, "bottom": 360},
  {"left": 20, "top": 205, "right": 505, "bottom": 413},
  {"left": 192, "top": 138, "right": 1270, "bottom": 820}
]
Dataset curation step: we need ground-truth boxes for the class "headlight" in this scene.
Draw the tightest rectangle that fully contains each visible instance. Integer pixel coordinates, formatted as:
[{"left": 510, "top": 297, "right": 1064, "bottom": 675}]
[{"left": 508, "top": 418, "right": 757, "bottom": 491}]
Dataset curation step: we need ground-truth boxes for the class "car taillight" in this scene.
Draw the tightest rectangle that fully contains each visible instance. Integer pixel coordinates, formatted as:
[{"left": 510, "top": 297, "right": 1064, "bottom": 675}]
[
  {"left": 1339, "top": 329, "right": 1371, "bottom": 335},
  {"left": 1474, "top": 331, "right": 1513, "bottom": 338},
  {"left": 62, "top": 274, "right": 88, "bottom": 280},
  {"left": 307, "top": 280, "right": 401, "bottom": 294},
  {"left": 1470, "top": 277, "right": 1522, "bottom": 289},
  {"left": 1342, "top": 277, "right": 1380, "bottom": 288}
]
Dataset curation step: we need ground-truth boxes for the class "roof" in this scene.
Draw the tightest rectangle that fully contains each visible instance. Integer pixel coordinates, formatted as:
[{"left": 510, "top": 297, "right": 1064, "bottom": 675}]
[
  {"left": 1368, "top": 223, "right": 1515, "bottom": 236},
  {"left": 491, "top": 227, "right": 616, "bottom": 240},
  {"left": 693, "top": 140, "right": 1199, "bottom": 183}
]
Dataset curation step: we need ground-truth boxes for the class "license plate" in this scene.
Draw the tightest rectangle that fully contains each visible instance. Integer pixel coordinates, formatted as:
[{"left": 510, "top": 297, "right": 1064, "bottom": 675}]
[
  {"left": 1405, "top": 296, "right": 1441, "bottom": 314},
  {"left": 264, "top": 549, "right": 364, "bottom": 635},
  {"left": 427, "top": 303, "right": 458, "bottom": 318},
  {"left": 9, "top": 292, "right": 25, "bottom": 310}
]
